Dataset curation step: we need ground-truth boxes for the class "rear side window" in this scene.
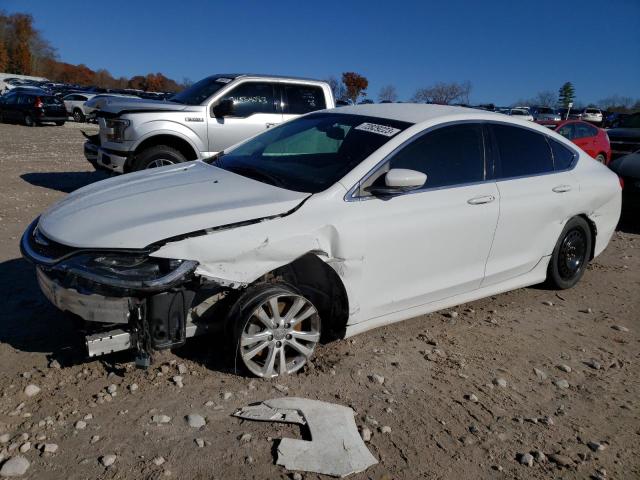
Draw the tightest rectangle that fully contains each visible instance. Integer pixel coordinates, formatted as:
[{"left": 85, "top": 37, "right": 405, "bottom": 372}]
[
  {"left": 575, "top": 122, "right": 597, "bottom": 138},
  {"left": 388, "top": 124, "right": 485, "bottom": 188},
  {"left": 284, "top": 84, "right": 326, "bottom": 114},
  {"left": 222, "top": 82, "right": 276, "bottom": 117},
  {"left": 492, "top": 124, "right": 554, "bottom": 178},
  {"left": 549, "top": 139, "right": 576, "bottom": 170},
  {"left": 556, "top": 123, "right": 575, "bottom": 140}
]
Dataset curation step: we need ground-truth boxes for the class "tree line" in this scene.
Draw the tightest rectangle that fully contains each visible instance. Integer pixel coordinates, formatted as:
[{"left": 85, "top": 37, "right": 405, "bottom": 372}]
[{"left": 0, "top": 11, "right": 186, "bottom": 92}]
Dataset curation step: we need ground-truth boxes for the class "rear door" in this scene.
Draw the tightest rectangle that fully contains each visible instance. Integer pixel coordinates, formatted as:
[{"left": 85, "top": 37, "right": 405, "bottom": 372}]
[
  {"left": 483, "top": 123, "right": 579, "bottom": 286},
  {"left": 0, "top": 92, "right": 18, "bottom": 120},
  {"left": 573, "top": 122, "right": 599, "bottom": 157},
  {"left": 280, "top": 83, "right": 327, "bottom": 124},
  {"left": 207, "top": 81, "right": 282, "bottom": 153}
]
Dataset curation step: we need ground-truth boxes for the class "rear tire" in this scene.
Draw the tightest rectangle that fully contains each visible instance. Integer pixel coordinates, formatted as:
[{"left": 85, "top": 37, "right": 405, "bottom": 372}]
[
  {"left": 132, "top": 145, "right": 186, "bottom": 171},
  {"left": 24, "top": 114, "right": 35, "bottom": 127},
  {"left": 73, "top": 109, "right": 85, "bottom": 123},
  {"left": 226, "top": 282, "right": 321, "bottom": 378},
  {"left": 546, "top": 217, "right": 592, "bottom": 290}
]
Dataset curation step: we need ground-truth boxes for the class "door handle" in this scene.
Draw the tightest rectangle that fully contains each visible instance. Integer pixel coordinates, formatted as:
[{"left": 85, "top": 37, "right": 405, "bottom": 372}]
[
  {"left": 467, "top": 195, "right": 496, "bottom": 205},
  {"left": 265, "top": 123, "right": 277, "bottom": 128},
  {"left": 552, "top": 185, "right": 572, "bottom": 193}
]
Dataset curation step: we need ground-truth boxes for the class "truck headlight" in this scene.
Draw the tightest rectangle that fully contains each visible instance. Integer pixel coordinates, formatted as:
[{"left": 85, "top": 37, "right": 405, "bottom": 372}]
[
  {"left": 57, "top": 253, "right": 197, "bottom": 291},
  {"left": 105, "top": 118, "right": 130, "bottom": 143}
]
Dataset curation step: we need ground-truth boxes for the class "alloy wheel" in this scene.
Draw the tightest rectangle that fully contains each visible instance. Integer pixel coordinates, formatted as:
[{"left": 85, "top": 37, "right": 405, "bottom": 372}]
[
  {"left": 239, "top": 294, "right": 320, "bottom": 378},
  {"left": 146, "top": 158, "right": 175, "bottom": 168}
]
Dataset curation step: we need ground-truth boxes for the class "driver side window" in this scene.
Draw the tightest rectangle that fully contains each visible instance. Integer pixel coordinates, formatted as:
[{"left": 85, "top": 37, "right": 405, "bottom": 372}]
[
  {"left": 383, "top": 123, "right": 485, "bottom": 190},
  {"left": 220, "top": 82, "right": 277, "bottom": 118}
]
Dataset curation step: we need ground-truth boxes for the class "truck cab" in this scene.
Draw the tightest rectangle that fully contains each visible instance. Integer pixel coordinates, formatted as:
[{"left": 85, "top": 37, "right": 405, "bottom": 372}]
[{"left": 85, "top": 74, "right": 335, "bottom": 173}]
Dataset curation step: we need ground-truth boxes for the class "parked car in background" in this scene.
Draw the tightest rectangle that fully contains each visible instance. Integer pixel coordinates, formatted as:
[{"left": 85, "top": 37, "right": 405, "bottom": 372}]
[
  {"left": 83, "top": 93, "right": 140, "bottom": 120},
  {"left": 609, "top": 150, "right": 640, "bottom": 212},
  {"left": 507, "top": 108, "right": 534, "bottom": 121},
  {"left": 0, "top": 90, "right": 67, "bottom": 126},
  {"left": 603, "top": 111, "right": 629, "bottom": 128},
  {"left": 84, "top": 74, "right": 335, "bottom": 173},
  {"left": 606, "top": 112, "right": 640, "bottom": 160},
  {"left": 63, "top": 93, "right": 97, "bottom": 122},
  {"left": 555, "top": 120, "right": 611, "bottom": 164},
  {"left": 532, "top": 106, "right": 561, "bottom": 122},
  {"left": 581, "top": 108, "right": 603, "bottom": 124},
  {"left": 22, "top": 104, "right": 621, "bottom": 377}
]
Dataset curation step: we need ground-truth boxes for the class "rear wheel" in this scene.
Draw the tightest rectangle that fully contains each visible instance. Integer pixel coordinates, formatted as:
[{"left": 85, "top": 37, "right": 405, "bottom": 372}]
[
  {"left": 546, "top": 217, "right": 592, "bottom": 290},
  {"left": 595, "top": 153, "right": 606, "bottom": 164},
  {"left": 228, "top": 283, "right": 321, "bottom": 378},
  {"left": 132, "top": 145, "right": 186, "bottom": 171},
  {"left": 24, "top": 114, "right": 35, "bottom": 127},
  {"left": 73, "top": 109, "right": 85, "bottom": 123}
]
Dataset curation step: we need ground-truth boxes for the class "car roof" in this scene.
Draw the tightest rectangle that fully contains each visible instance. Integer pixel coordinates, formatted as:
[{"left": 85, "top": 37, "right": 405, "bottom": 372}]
[{"left": 210, "top": 73, "right": 327, "bottom": 84}]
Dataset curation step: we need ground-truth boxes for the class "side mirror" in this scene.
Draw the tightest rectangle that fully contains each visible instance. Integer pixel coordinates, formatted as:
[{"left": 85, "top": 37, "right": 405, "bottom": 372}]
[
  {"left": 212, "top": 98, "right": 234, "bottom": 117},
  {"left": 365, "top": 168, "right": 427, "bottom": 196}
]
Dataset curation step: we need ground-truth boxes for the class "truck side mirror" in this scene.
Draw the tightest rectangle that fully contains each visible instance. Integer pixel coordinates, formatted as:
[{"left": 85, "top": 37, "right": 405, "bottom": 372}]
[{"left": 212, "top": 99, "right": 234, "bottom": 118}]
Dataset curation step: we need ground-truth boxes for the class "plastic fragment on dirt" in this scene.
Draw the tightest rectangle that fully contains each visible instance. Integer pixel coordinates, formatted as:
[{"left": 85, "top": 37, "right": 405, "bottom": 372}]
[{"left": 233, "top": 397, "right": 378, "bottom": 477}]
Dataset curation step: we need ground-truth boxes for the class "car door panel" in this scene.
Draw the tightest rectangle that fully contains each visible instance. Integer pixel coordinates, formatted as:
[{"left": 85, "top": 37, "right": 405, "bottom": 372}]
[
  {"left": 352, "top": 123, "right": 499, "bottom": 320},
  {"left": 207, "top": 81, "right": 282, "bottom": 153}
]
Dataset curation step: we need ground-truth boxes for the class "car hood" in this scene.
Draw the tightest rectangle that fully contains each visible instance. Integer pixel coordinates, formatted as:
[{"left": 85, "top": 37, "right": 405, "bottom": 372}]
[
  {"left": 38, "top": 162, "right": 310, "bottom": 249},
  {"left": 610, "top": 152, "right": 640, "bottom": 178},
  {"left": 606, "top": 127, "right": 640, "bottom": 140},
  {"left": 95, "top": 97, "right": 200, "bottom": 115}
]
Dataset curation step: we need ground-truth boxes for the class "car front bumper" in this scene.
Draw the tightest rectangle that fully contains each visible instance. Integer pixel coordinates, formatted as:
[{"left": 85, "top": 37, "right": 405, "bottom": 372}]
[{"left": 83, "top": 144, "right": 128, "bottom": 173}]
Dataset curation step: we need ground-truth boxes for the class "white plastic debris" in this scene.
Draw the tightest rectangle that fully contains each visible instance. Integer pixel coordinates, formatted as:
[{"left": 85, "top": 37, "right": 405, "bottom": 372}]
[{"left": 234, "top": 397, "right": 377, "bottom": 477}]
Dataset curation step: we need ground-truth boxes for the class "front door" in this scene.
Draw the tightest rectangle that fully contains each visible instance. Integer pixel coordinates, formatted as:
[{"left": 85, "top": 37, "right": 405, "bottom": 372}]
[
  {"left": 207, "top": 81, "right": 283, "bottom": 153},
  {"left": 351, "top": 123, "right": 499, "bottom": 321}
]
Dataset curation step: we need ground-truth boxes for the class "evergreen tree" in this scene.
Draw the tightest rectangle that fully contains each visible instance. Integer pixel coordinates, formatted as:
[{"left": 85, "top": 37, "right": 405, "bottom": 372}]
[{"left": 558, "top": 82, "right": 576, "bottom": 108}]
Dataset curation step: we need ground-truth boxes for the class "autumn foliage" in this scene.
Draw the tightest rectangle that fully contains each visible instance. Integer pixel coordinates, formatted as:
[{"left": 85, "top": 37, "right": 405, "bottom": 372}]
[
  {"left": 342, "top": 72, "right": 368, "bottom": 104},
  {"left": 0, "top": 10, "right": 184, "bottom": 92}
]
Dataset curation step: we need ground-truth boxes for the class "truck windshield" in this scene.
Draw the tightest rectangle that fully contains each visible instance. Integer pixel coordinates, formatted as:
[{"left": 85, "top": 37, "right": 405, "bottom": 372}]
[
  {"left": 169, "top": 76, "right": 232, "bottom": 105},
  {"left": 206, "top": 112, "right": 412, "bottom": 193}
]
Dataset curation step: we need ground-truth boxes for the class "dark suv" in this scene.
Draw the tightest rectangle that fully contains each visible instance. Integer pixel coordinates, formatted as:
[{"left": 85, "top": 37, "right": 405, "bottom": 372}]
[{"left": 0, "top": 90, "right": 67, "bottom": 126}]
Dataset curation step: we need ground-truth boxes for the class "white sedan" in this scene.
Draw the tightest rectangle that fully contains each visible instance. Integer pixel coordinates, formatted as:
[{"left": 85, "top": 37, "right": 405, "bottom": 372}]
[{"left": 22, "top": 104, "right": 621, "bottom": 378}]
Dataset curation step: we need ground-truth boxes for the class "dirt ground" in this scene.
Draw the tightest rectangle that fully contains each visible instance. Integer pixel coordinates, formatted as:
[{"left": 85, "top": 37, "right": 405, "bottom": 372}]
[{"left": 0, "top": 121, "right": 638, "bottom": 480}]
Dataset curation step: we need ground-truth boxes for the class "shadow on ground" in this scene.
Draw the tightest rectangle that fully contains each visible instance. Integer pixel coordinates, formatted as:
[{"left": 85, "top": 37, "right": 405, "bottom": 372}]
[{"left": 21, "top": 170, "right": 110, "bottom": 194}]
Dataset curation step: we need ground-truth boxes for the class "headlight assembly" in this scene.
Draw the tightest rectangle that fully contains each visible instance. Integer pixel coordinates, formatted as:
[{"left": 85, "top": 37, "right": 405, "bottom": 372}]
[
  {"left": 57, "top": 253, "right": 197, "bottom": 291},
  {"left": 105, "top": 118, "right": 130, "bottom": 143}
]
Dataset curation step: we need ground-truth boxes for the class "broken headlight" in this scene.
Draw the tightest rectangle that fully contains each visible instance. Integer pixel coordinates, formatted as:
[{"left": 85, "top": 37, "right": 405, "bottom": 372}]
[
  {"left": 57, "top": 253, "right": 198, "bottom": 291},
  {"left": 105, "top": 118, "right": 130, "bottom": 143}
]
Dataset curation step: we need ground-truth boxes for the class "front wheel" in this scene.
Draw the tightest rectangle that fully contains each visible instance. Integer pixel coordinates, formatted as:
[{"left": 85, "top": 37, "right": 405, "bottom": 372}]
[
  {"left": 228, "top": 283, "right": 321, "bottom": 378},
  {"left": 24, "top": 114, "right": 35, "bottom": 127},
  {"left": 73, "top": 109, "right": 85, "bottom": 122},
  {"left": 132, "top": 145, "right": 186, "bottom": 171},
  {"left": 546, "top": 217, "right": 592, "bottom": 290}
]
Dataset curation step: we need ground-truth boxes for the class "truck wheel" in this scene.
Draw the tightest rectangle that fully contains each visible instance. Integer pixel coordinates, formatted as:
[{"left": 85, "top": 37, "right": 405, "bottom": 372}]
[
  {"left": 73, "top": 109, "right": 85, "bottom": 122},
  {"left": 133, "top": 145, "right": 186, "bottom": 171}
]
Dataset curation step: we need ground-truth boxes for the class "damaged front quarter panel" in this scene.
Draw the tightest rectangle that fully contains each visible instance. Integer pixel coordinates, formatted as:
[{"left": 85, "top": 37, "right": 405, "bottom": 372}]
[{"left": 149, "top": 199, "right": 364, "bottom": 316}]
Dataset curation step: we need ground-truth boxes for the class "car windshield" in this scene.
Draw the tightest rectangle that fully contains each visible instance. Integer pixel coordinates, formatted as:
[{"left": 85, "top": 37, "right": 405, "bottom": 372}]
[
  {"left": 169, "top": 76, "right": 232, "bottom": 105},
  {"left": 207, "top": 112, "right": 412, "bottom": 193},
  {"left": 512, "top": 110, "right": 526, "bottom": 115}
]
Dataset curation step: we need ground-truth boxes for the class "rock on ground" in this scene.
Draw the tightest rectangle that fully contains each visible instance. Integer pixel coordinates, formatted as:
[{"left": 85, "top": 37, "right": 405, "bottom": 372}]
[{"left": 0, "top": 455, "right": 30, "bottom": 477}]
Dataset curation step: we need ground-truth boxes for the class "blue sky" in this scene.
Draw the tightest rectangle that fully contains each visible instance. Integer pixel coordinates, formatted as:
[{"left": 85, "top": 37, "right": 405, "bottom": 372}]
[{"left": 3, "top": 0, "right": 639, "bottom": 105}]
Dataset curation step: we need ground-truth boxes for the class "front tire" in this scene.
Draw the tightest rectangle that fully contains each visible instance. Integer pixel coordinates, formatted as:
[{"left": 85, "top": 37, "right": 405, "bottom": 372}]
[
  {"left": 227, "top": 283, "right": 321, "bottom": 378},
  {"left": 546, "top": 217, "right": 592, "bottom": 290},
  {"left": 24, "top": 114, "right": 35, "bottom": 127},
  {"left": 132, "top": 145, "right": 186, "bottom": 171}
]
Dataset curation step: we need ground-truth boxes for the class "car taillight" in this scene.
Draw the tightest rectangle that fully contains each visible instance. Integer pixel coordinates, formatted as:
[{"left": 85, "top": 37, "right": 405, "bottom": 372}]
[
  {"left": 34, "top": 97, "right": 43, "bottom": 108},
  {"left": 619, "top": 177, "right": 624, "bottom": 190}
]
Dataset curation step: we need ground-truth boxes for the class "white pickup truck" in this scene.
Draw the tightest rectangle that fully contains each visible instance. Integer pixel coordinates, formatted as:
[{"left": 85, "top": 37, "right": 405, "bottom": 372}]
[{"left": 84, "top": 74, "right": 335, "bottom": 173}]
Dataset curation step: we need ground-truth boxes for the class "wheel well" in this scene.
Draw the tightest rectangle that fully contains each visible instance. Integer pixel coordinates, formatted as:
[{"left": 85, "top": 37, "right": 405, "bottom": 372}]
[
  {"left": 578, "top": 214, "right": 597, "bottom": 260},
  {"left": 73, "top": 107, "right": 82, "bottom": 112},
  {"left": 134, "top": 135, "right": 198, "bottom": 162},
  {"left": 271, "top": 253, "right": 350, "bottom": 341}
]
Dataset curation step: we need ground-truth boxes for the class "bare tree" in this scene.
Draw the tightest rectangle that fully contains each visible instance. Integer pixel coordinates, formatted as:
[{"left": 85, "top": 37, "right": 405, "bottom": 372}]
[
  {"left": 532, "top": 90, "right": 556, "bottom": 107},
  {"left": 411, "top": 81, "right": 471, "bottom": 105},
  {"left": 598, "top": 95, "right": 634, "bottom": 111},
  {"left": 325, "top": 75, "right": 347, "bottom": 102},
  {"left": 378, "top": 84, "right": 398, "bottom": 102}
]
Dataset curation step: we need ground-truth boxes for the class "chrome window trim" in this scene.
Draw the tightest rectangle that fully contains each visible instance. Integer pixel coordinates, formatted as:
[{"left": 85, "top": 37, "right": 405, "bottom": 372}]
[{"left": 344, "top": 119, "right": 579, "bottom": 202}]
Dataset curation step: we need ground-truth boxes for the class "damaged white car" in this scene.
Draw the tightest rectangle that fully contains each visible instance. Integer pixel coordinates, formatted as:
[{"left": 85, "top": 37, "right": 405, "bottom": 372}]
[{"left": 21, "top": 104, "right": 621, "bottom": 378}]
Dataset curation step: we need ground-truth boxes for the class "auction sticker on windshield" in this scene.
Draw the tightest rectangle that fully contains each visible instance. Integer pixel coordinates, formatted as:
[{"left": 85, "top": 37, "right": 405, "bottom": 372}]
[{"left": 355, "top": 122, "right": 401, "bottom": 137}]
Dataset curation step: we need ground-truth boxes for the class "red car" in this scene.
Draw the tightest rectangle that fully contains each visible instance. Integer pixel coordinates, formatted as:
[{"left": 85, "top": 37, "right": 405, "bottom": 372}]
[{"left": 543, "top": 120, "right": 611, "bottom": 165}]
